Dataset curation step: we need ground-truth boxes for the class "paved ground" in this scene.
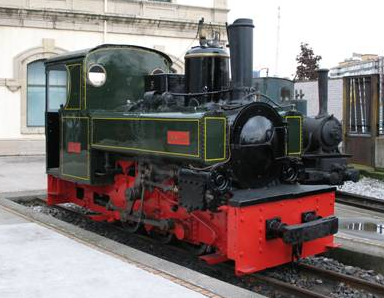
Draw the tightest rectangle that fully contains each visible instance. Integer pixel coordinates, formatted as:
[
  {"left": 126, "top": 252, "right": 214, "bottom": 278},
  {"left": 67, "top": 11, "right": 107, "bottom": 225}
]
[
  {"left": 0, "top": 206, "right": 207, "bottom": 298},
  {"left": 0, "top": 139, "right": 44, "bottom": 156},
  {"left": 0, "top": 156, "right": 46, "bottom": 193}
]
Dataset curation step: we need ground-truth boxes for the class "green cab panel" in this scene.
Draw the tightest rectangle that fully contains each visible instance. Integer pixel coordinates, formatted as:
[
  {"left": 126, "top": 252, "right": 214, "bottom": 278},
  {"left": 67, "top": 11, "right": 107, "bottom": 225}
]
[
  {"left": 85, "top": 47, "right": 172, "bottom": 110},
  {"left": 285, "top": 115, "right": 302, "bottom": 155},
  {"left": 90, "top": 112, "right": 227, "bottom": 164},
  {"left": 92, "top": 116, "right": 200, "bottom": 158},
  {"left": 61, "top": 116, "right": 90, "bottom": 181},
  {"left": 204, "top": 117, "right": 227, "bottom": 161}
]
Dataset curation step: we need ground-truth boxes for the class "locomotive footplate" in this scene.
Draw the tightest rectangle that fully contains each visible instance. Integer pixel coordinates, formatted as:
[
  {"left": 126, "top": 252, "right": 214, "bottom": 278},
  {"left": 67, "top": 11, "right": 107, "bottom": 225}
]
[{"left": 229, "top": 184, "right": 336, "bottom": 207}]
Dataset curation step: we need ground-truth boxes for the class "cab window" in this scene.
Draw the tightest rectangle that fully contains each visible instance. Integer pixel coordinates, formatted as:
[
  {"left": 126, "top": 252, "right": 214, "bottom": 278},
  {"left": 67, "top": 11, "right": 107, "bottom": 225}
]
[{"left": 47, "top": 65, "right": 67, "bottom": 112}]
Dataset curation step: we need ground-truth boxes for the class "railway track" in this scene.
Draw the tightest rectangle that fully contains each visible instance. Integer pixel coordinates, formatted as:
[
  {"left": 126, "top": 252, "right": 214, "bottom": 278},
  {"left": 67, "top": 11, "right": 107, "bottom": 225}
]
[
  {"left": 336, "top": 190, "right": 384, "bottom": 213},
  {"left": 14, "top": 197, "right": 384, "bottom": 298},
  {"left": 251, "top": 263, "right": 384, "bottom": 298}
]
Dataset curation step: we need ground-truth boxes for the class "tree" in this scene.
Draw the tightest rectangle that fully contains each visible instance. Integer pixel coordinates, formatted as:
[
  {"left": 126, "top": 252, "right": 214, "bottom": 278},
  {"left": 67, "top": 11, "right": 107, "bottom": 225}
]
[{"left": 295, "top": 43, "right": 322, "bottom": 81}]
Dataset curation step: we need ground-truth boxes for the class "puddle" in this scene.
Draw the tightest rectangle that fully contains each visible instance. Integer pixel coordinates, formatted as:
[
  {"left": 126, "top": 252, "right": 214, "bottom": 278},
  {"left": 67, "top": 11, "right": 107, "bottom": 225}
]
[{"left": 340, "top": 221, "right": 384, "bottom": 236}]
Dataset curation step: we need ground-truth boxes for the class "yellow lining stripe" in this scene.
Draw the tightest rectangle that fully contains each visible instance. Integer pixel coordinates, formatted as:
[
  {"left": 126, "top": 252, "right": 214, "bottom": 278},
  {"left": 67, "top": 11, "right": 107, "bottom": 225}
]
[
  {"left": 92, "top": 144, "right": 199, "bottom": 158},
  {"left": 61, "top": 116, "right": 90, "bottom": 180},
  {"left": 64, "top": 63, "right": 82, "bottom": 110},
  {"left": 91, "top": 117, "right": 200, "bottom": 158},
  {"left": 92, "top": 117, "right": 200, "bottom": 121},
  {"left": 185, "top": 53, "right": 230, "bottom": 59},
  {"left": 204, "top": 117, "right": 227, "bottom": 162},
  {"left": 286, "top": 115, "right": 302, "bottom": 155},
  {"left": 83, "top": 61, "right": 87, "bottom": 109},
  {"left": 62, "top": 173, "right": 90, "bottom": 181}
]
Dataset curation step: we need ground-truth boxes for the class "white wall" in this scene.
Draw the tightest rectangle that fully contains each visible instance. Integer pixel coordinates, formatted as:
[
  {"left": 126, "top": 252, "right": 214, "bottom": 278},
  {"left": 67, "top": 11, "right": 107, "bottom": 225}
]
[
  {"left": 0, "top": 27, "right": 103, "bottom": 79},
  {"left": 0, "top": 27, "right": 104, "bottom": 139},
  {"left": 176, "top": 0, "right": 214, "bottom": 8},
  {"left": 0, "top": 25, "right": 200, "bottom": 139},
  {"left": 294, "top": 79, "right": 343, "bottom": 120},
  {"left": 0, "top": 87, "right": 21, "bottom": 139}
]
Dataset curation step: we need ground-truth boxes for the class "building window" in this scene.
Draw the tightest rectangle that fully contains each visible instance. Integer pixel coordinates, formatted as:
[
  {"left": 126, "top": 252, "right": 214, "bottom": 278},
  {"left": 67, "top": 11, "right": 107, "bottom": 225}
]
[
  {"left": 27, "top": 60, "right": 46, "bottom": 127},
  {"left": 280, "top": 87, "right": 292, "bottom": 101}
]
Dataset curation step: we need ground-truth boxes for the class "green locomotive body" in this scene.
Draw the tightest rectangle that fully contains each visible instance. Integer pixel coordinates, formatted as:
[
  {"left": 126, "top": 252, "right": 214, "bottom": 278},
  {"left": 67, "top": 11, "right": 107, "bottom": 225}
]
[
  {"left": 46, "top": 45, "right": 228, "bottom": 185},
  {"left": 90, "top": 112, "right": 226, "bottom": 162}
]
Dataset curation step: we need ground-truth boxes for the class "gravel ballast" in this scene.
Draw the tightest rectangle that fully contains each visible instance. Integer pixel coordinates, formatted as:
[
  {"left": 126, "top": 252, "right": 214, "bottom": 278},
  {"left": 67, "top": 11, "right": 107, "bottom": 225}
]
[{"left": 341, "top": 177, "right": 384, "bottom": 201}]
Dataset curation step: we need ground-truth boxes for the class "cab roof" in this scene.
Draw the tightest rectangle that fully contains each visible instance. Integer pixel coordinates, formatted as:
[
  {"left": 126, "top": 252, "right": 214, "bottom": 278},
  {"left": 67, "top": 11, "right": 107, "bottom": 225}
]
[{"left": 45, "top": 44, "right": 172, "bottom": 65}]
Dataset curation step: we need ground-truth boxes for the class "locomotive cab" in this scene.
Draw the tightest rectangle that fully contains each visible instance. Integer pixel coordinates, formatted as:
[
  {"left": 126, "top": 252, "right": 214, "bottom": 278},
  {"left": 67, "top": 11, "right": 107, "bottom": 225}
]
[{"left": 45, "top": 45, "right": 173, "bottom": 182}]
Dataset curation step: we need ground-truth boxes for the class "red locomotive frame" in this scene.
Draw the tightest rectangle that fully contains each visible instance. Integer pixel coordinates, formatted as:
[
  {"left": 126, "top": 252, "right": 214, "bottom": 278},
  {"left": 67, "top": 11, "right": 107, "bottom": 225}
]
[{"left": 48, "top": 160, "right": 337, "bottom": 276}]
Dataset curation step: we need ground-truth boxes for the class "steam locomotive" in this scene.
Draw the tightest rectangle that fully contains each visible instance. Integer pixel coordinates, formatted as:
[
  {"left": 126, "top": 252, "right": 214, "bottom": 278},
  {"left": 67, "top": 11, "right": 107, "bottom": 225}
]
[
  {"left": 45, "top": 18, "right": 343, "bottom": 275},
  {"left": 297, "top": 69, "right": 359, "bottom": 185},
  {"left": 253, "top": 71, "right": 359, "bottom": 186}
]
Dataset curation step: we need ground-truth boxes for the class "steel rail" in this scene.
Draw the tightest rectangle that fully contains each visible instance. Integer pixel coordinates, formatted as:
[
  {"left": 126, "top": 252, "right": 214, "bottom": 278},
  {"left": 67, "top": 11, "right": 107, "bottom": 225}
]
[
  {"left": 251, "top": 274, "right": 329, "bottom": 298},
  {"left": 298, "top": 263, "right": 384, "bottom": 297},
  {"left": 336, "top": 190, "right": 384, "bottom": 213}
]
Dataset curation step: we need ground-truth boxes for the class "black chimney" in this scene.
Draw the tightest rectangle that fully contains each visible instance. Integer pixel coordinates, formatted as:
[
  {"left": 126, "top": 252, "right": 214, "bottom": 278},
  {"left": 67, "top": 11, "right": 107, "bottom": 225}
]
[
  {"left": 227, "top": 18, "right": 254, "bottom": 99},
  {"left": 317, "top": 68, "right": 329, "bottom": 116}
]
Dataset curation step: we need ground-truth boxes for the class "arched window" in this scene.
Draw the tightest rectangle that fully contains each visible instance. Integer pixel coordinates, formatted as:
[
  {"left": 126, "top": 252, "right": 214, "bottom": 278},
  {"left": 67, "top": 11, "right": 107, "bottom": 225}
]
[{"left": 27, "top": 60, "right": 46, "bottom": 126}]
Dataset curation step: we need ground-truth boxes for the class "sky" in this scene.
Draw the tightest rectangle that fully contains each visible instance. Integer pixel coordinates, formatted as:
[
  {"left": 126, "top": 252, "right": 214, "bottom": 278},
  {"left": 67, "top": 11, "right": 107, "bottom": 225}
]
[{"left": 227, "top": 0, "right": 384, "bottom": 78}]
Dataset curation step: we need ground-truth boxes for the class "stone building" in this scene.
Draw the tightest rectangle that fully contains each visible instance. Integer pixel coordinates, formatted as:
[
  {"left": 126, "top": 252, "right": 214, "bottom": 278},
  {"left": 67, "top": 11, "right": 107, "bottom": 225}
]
[{"left": 0, "top": 0, "right": 228, "bottom": 155}]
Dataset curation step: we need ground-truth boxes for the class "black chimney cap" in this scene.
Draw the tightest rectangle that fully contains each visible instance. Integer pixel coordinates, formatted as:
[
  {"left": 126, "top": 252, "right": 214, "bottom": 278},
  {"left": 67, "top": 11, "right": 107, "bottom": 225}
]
[
  {"left": 228, "top": 18, "right": 254, "bottom": 28},
  {"left": 317, "top": 68, "right": 329, "bottom": 73}
]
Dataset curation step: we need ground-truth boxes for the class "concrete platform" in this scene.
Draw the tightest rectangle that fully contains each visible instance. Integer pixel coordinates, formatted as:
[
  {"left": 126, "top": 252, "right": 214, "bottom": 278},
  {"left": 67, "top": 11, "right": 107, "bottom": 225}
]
[
  {"left": 0, "top": 155, "right": 46, "bottom": 193},
  {"left": 0, "top": 206, "right": 207, "bottom": 298},
  {"left": 0, "top": 197, "right": 260, "bottom": 298},
  {"left": 0, "top": 139, "right": 45, "bottom": 156}
]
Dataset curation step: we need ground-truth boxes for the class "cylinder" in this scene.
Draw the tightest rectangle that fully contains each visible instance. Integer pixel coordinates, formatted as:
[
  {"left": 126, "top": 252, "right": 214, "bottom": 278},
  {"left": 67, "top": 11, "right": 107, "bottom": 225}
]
[
  {"left": 184, "top": 46, "right": 230, "bottom": 105},
  {"left": 317, "top": 69, "right": 329, "bottom": 116},
  {"left": 227, "top": 18, "right": 254, "bottom": 98}
]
